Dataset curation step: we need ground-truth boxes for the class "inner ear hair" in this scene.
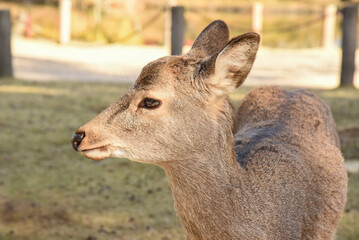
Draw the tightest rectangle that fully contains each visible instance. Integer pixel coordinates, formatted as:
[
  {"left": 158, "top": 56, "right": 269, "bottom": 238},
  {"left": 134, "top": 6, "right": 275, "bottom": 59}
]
[
  {"left": 194, "top": 54, "right": 217, "bottom": 80},
  {"left": 212, "top": 32, "right": 260, "bottom": 92}
]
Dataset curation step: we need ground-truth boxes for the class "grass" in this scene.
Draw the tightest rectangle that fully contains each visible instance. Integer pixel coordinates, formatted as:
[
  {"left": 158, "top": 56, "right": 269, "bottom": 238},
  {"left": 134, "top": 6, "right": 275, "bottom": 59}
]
[{"left": 0, "top": 78, "right": 358, "bottom": 240}]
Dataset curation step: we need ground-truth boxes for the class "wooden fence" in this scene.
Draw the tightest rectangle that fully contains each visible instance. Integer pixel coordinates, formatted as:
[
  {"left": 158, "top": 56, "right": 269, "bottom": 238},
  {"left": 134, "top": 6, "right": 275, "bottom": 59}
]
[{"left": 1, "top": 1, "right": 358, "bottom": 86}]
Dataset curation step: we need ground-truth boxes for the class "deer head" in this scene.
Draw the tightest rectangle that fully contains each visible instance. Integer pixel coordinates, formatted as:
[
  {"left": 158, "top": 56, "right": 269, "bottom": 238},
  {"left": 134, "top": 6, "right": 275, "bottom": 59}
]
[{"left": 72, "top": 20, "right": 260, "bottom": 164}]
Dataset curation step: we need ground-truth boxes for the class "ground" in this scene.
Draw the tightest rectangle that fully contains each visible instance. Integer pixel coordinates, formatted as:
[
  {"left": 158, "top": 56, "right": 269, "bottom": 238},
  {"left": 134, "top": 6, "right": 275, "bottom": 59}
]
[
  {"left": 11, "top": 37, "right": 359, "bottom": 88},
  {"left": 0, "top": 79, "right": 358, "bottom": 240}
]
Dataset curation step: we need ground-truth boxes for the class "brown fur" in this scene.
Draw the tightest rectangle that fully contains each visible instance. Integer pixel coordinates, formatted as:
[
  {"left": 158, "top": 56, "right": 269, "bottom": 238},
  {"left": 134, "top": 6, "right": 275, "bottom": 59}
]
[{"left": 73, "top": 20, "right": 347, "bottom": 239}]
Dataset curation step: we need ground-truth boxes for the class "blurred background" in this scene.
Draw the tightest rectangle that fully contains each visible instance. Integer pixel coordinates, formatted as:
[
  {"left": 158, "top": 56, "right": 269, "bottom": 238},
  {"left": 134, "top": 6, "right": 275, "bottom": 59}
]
[
  {"left": 1, "top": 0, "right": 359, "bottom": 87},
  {"left": 1, "top": 0, "right": 344, "bottom": 45},
  {"left": 0, "top": 0, "right": 359, "bottom": 240}
]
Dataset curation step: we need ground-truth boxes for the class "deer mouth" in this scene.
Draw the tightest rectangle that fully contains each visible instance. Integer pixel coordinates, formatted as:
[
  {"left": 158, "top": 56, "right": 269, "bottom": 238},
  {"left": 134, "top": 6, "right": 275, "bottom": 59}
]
[{"left": 80, "top": 145, "right": 110, "bottom": 161}]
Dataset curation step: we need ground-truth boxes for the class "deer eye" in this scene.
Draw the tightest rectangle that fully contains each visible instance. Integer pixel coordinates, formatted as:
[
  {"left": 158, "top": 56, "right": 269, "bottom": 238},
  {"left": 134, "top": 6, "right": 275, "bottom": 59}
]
[{"left": 140, "top": 98, "right": 161, "bottom": 109}]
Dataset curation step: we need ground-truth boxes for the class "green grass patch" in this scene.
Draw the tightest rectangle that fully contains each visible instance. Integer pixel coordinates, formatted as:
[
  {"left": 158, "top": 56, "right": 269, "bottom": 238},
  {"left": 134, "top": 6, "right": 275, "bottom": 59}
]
[{"left": 0, "top": 79, "right": 358, "bottom": 239}]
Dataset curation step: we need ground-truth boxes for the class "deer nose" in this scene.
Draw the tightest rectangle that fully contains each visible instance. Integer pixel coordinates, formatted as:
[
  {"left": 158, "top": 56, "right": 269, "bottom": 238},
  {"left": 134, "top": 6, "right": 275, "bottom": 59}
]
[{"left": 71, "top": 132, "right": 85, "bottom": 151}]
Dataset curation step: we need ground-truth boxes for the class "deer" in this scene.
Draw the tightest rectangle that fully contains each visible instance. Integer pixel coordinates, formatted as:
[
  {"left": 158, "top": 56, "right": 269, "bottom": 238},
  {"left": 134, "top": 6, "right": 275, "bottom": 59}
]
[{"left": 72, "top": 20, "right": 347, "bottom": 240}]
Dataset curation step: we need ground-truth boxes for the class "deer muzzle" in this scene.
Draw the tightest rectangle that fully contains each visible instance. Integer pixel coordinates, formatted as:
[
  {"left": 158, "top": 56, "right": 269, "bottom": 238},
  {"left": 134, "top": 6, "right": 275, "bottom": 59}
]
[{"left": 71, "top": 132, "right": 85, "bottom": 151}]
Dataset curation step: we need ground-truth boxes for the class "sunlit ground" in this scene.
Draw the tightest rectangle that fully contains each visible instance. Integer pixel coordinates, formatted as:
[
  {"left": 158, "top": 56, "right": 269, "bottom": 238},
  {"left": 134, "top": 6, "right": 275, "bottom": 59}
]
[
  {"left": 0, "top": 79, "right": 358, "bottom": 240},
  {"left": 11, "top": 37, "right": 359, "bottom": 89}
]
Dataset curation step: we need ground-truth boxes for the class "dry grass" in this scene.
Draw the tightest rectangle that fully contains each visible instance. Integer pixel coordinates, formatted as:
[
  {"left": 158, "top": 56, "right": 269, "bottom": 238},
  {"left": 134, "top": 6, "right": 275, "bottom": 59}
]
[{"left": 0, "top": 78, "right": 358, "bottom": 239}]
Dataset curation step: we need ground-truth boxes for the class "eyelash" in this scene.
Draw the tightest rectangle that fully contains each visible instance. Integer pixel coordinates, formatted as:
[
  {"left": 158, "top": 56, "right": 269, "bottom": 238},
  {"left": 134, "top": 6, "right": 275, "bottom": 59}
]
[{"left": 139, "top": 98, "right": 161, "bottom": 109}]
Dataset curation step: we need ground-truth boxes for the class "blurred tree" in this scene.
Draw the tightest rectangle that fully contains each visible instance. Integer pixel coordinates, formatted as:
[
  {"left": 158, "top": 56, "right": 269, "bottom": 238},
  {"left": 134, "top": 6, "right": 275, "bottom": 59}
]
[
  {"left": 340, "top": 3, "right": 358, "bottom": 87},
  {"left": 0, "top": 10, "right": 13, "bottom": 77}
]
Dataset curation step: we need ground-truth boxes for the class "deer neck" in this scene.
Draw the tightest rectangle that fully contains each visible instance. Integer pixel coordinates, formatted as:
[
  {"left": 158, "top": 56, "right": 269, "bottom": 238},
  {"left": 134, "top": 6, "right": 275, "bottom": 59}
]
[
  {"left": 159, "top": 103, "right": 243, "bottom": 238},
  {"left": 161, "top": 144, "right": 241, "bottom": 239}
]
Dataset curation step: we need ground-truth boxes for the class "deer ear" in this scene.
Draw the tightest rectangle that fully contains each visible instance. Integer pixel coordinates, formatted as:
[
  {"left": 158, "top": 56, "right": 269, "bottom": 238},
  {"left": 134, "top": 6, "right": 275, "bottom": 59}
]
[
  {"left": 188, "top": 20, "right": 229, "bottom": 58},
  {"left": 210, "top": 33, "right": 260, "bottom": 94}
]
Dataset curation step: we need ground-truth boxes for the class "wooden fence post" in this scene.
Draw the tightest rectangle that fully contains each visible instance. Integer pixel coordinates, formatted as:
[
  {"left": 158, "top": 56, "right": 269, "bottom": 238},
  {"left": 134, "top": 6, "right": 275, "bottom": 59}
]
[
  {"left": 59, "top": 0, "right": 72, "bottom": 44},
  {"left": 251, "top": 2, "right": 263, "bottom": 34},
  {"left": 340, "top": 5, "right": 358, "bottom": 87},
  {"left": 171, "top": 6, "right": 184, "bottom": 55},
  {"left": 322, "top": 4, "right": 337, "bottom": 49},
  {"left": 0, "top": 10, "right": 13, "bottom": 77},
  {"left": 93, "top": 0, "right": 102, "bottom": 24}
]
